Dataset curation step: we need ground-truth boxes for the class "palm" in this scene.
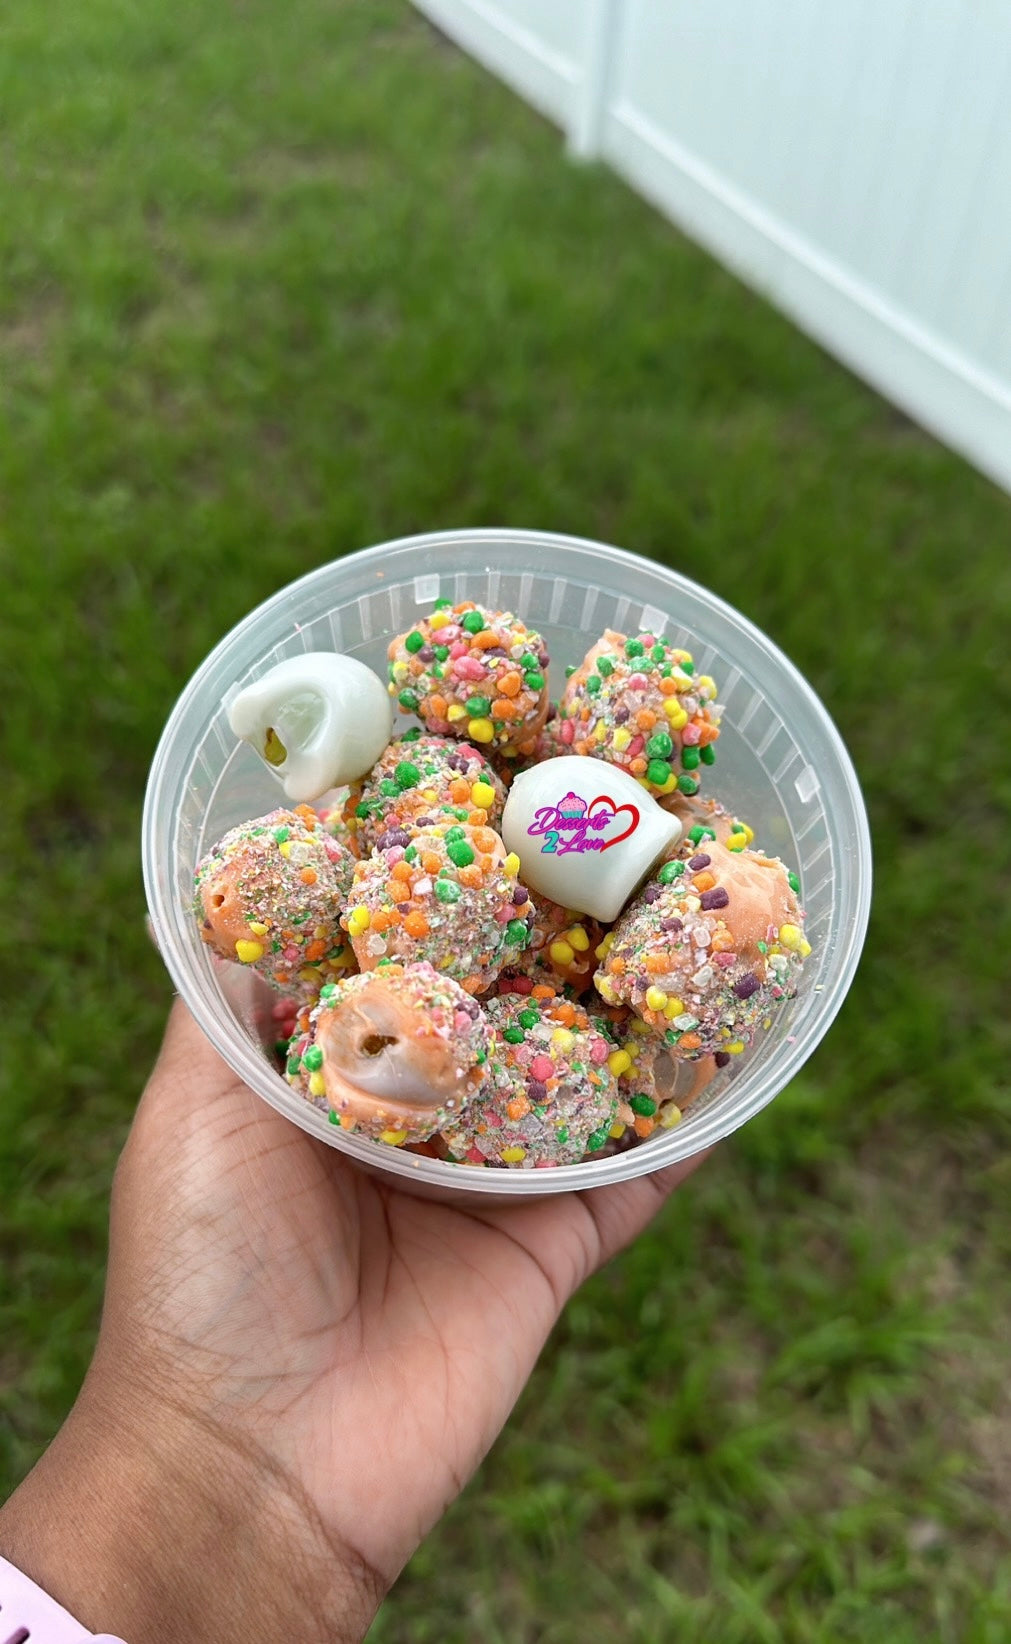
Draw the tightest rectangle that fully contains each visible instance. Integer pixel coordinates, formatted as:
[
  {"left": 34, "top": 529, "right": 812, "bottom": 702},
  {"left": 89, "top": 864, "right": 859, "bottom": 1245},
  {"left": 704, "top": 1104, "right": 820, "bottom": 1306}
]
[{"left": 107, "top": 1003, "right": 702, "bottom": 1583}]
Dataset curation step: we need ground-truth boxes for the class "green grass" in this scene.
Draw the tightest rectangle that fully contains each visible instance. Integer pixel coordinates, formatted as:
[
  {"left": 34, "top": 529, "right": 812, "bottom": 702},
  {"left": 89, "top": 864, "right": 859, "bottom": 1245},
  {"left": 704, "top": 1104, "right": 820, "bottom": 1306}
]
[{"left": 2, "top": 1, "right": 1010, "bottom": 1637}]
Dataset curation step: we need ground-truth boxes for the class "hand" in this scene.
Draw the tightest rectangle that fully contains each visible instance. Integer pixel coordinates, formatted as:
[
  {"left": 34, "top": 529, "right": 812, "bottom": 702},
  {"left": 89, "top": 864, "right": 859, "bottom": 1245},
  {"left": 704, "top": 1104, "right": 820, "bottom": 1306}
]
[{"left": 0, "top": 999, "right": 706, "bottom": 1644}]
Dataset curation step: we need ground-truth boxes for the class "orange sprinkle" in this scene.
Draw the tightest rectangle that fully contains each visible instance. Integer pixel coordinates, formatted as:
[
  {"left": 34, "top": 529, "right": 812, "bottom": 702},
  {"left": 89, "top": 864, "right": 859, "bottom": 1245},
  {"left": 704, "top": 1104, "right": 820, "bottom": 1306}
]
[
  {"left": 506, "top": 1096, "right": 531, "bottom": 1122},
  {"left": 428, "top": 693, "right": 448, "bottom": 721},
  {"left": 372, "top": 909, "right": 397, "bottom": 932},
  {"left": 693, "top": 871, "right": 717, "bottom": 893},
  {"left": 498, "top": 670, "right": 522, "bottom": 697},
  {"left": 449, "top": 779, "right": 471, "bottom": 804},
  {"left": 454, "top": 600, "right": 476, "bottom": 613},
  {"left": 575, "top": 740, "right": 591, "bottom": 757},
  {"left": 466, "top": 808, "right": 488, "bottom": 826},
  {"left": 391, "top": 859, "right": 414, "bottom": 882},
  {"left": 531, "top": 984, "right": 556, "bottom": 1000},
  {"left": 658, "top": 677, "right": 679, "bottom": 697},
  {"left": 281, "top": 930, "right": 297, "bottom": 943},
  {"left": 305, "top": 940, "right": 326, "bottom": 961},
  {"left": 607, "top": 955, "right": 627, "bottom": 975},
  {"left": 553, "top": 1001, "right": 578, "bottom": 1026},
  {"left": 644, "top": 953, "right": 669, "bottom": 974},
  {"left": 710, "top": 931, "right": 735, "bottom": 952},
  {"left": 421, "top": 851, "right": 443, "bottom": 875},
  {"left": 635, "top": 709, "right": 657, "bottom": 731},
  {"left": 630, "top": 757, "right": 648, "bottom": 775},
  {"left": 472, "top": 827, "right": 499, "bottom": 854},
  {"left": 388, "top": 880, "right": 411, "bottom": 903},
  {"left": 404, "top": 911, "right": 429, "bottom": 939},
  {"left": 698, "top": 722, "right": 720, "bottom": 745},
  {"left": 633, "top": 1116, "right": 656, "bottom": 1138},
  {"left": 458, "top": 864, "right": 483, "bottom": 889},
  {"left": 680, "top": 1032, "right": 702, "bottom": 1051},
  {"left": 299, "top": 867, "right": 318, "bottom": 886},
  {"left": 294, "top": 804, "right": 317, "bottom": 830},
  {"left": 492, "top": 698, "right": 519, "bottom": 720},
  {"left": 275, "top": 971, "right": 291, "bottom": 984},
  {"left": 473, "top": 628, "right": 502, "bottom": 650}
]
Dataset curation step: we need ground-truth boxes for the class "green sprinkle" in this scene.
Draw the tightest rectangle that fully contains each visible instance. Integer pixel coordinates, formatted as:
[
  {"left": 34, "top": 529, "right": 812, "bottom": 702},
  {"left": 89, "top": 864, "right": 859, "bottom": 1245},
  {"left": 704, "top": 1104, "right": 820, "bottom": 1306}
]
[
  {"left": 585, "top": 674, "right": 602, "bottom": 695},
  {"left": 688, "top": 825, "right": 717, "bottom": 844},
  {"left": 518, "top": 1008, "right": 539, "bottom": 1029},
  {"left": 433, "top": 643, "right": 450, "bottom": 663},
  {"left": 447, "top": 839, "right": 475, "bottom": 867},
  {"left": 646, "top": 731, "right": 673, "bottom": 758},
  {"left": 394, "top": 760, "right": 420, "bottom": 790},
  {"left": 398, "top": 688, "right": 419, "bottom": 710},
  {"left": 444, "top": 825, "right": 466, "bottom": 842},
  {"left": 273, "top": 825, "right": 290, "bottom": 843},
  {"left": 404, "top": 843, "right": 419, "bottom": 863},
  {"left": 286, "top": 1054, "right": 302, "bottom": 1076},
  {"left": 700, "top": 744, "right": 716, "bottom": 764},
  {"left": 680, "top": 659, "right": 695, "bottom": 675},
  {"left": 651, "top": 644, "right": 666, "bottom": 663},
  {"left": 387, "top": 662, "right": 397, "bottom": 683},
  {"left": 520, "top": 652, "right": 539, "bottom": 672},
  {"left": 677, "top": 774, "right": 700, "bottom": 795},
  {"left": 665, "top": 1029, "right": 682, "bottom": 1046},
  {"left": 400, "top": 726, "right": 422, "bottom": 743},
  {"left": 681, "top": 745, "right": 701, "bottom": 770},
  {"left": 475, "top": 1049, "right": 487, "bottom": 1065},
  {"left": 625, "top": 638, "right": 645, "bottom": 658},
  {"left": 757, "top": 940, "right": 768, "bottom": 954},
  {"left": 435, "top": 878, "right": 462, "bottom": 904},
  {"left": 788, "top": 871, "right": 801, "bottom": 895},
  {"left": 586, "top": 1126, "right": 610, "bottom": 1151},
  {"left": 328, "top": 1109, "right": 341, "bottom": 1125},
  {"left": 504, "top": 918, "right": 529, "bottom": 946},
  {"left": 658, "top": 860, "right": 685, "bottom": 884},
  {"left": 564, "top": 663, "right": 577, "bottom": 678},
  {"left": 466, "top": 695, "right": 491, "bottom": 717},
  {"left": 647, "top": 758, "right": 672, "bottom": 785},
  {"left": 302, "top": 1045, "right": 323, "bottom": 1073},
  {"left": 379, "top": 778, "right": 400, "bottom": 797},
  {"left": 630, "top": 1094, "right": 657, "bottom": 1117},
  {"left": 503, "top": 1025, "right": 525, "bottom": 1044},
  {"left": 556, "top": 1127, "right": 569, "bottom": 1145},
  {"left": 433, "top": 597, "right": 453, "bottom": 609},
  {"left": 404, "top": 630, "right": 425, "bottom": 653},
  {"left": 525, "top": 671, "right": 545, "bottom": 691},
  {"left": 452, "top": 807, "right": 469, "bottom": 821},
  {"left": 319, "top": 983, "right": 338, "bottom": 1002},
  {"left": 462, "top": 610, "right": 485, "bottom": 634},
  {"left": 597, "top": 656, "right": 614, "bottom": 677}
]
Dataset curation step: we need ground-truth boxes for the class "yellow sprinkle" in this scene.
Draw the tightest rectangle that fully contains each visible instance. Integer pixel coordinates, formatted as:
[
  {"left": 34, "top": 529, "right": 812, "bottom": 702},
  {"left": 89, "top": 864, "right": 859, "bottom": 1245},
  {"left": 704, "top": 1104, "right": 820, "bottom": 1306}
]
[
  {"left": 663, "top": 995, "right": 686, "bottom": 1019},
  {"left": 611, "top": 727, "right": 632, "bottom": 752},
  {"left": 608, "top": 1049, "right": 632, "bottom": 1077},
  {"left": 501, "top": 1146, "right": 526, "bottom": 1163},
  {"left": 420, "top": 787, "right": 438, "bottom": 801},
  {"left": 595, "top": 931, "right": 615, "bottom": 959},
  {"left": 392, "top": 660, "right": 409, "bottom": 681},
  {"left": 234, "top": 939, "right": 264, "bottom": 964},
  {"left": 778, "top": 923, "right": 805, "bottom": 951},
  {"left": 549, "top": 940, "right": 575, "bottom": 967},
  {"left": 698, "top": 674, "right": 717, "bottom": 695},
  {"left": 298, "top": 966, "right": 320, "bottom": 984},
  {"left": 798, "top": 938, "right": 812, "bottom": 958},
  {"left": 663, "top": 701, "right": 688, "bottom": 728},
  {"left": 308, "top": 1071, "right": 326, "bottom": 1097},
  {"left": 346, "top": 906, "right": 371, "bottom": 936},
  {"left": 609, "top": 1120, "right": 627, "bottom": 1139},
  {"left": 645, "top": 985, "right": 668, "bottom": 1012},
  {"left": 471, "top": 780, "right": 496, "bottom": 808},
  {"left": 660, "top": 1104, "right": 682, "bottom": 1128},
  {"left": 727, "top": 832, "right": 748, "bottom": 852},
  {"left": 504, "top": 852, "right": 521, "bottom": 877},
  {"left": 630, "top": 1017, "right": 650, "bottom": 1036},
  {"left": 387, "top": 682, "right": 396, "bottom": 695},
  {"left": 277, "top": 840, "right": 292, "bottom": 859},
  {"left": 727, "top": 1040, "right": 746, "bottom": 1055},
  {"left": 551, "top": 1027, "right": 576, "bottom": 1053},
  {"left": 659, "top": 773, "right": 678, "bottom": 795},
  {"left": 595, "top": 975, "right": 617, "bottom": 1003},
  {"left": 468, "top": 716, "right": 495, "bottom": 743},
  {"left": 430, "top": 609, "right": 450, "bottom": 630},
  {"left": 379, "top": 1129, "right": 409, "bottom": 1146},
  {"left": 733, "top": 819, "right": 755, "bottom": 844},
  {"left": 565, "top": 925, "right": 590, "bottom": 952},
  {"left": 594, "top": 720, "right": 607, "bottom": 743},
  {"left": 313, "top": 924, "right": 329, "bottom": 939},
  {"left": 446, "top": 703, "right": 467, "bottom": 722},
  {"left": 247, "top": 921, "right": 269, "bottom": 936}
]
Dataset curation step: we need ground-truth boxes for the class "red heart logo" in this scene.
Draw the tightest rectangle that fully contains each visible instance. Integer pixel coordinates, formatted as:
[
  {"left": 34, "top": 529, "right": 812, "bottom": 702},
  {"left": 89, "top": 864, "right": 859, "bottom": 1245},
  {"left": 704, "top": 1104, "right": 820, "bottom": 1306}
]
[{"left": 587, "top": 796, "right": 640, "bottom": 850}]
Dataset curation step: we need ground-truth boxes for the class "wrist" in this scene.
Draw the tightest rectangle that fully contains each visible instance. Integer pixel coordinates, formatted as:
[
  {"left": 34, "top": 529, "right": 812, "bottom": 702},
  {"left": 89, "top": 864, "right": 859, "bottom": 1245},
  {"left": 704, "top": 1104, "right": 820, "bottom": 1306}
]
[{"left": 0, "top": 1363, "right": 384, "bottom": 1644}]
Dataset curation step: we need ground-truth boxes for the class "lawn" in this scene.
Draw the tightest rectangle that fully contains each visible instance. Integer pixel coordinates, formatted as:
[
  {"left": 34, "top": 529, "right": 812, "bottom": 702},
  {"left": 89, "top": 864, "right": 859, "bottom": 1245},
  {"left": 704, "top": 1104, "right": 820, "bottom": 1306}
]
[{"left": 1, "top": 2, "right": 1010, "bottom": 1639}]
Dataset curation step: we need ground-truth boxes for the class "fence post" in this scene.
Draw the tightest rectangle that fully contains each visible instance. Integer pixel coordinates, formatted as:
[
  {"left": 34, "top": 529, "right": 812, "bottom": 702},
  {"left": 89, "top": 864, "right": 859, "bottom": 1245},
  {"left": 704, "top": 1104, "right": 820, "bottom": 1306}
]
[{"left": 567, "top": 0, "right": 622, "bottom": 159}]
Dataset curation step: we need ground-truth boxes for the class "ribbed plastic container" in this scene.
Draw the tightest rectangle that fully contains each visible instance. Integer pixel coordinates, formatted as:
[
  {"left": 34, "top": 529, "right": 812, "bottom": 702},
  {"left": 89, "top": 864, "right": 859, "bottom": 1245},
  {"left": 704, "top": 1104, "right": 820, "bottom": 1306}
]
[{"left": 143, "top": 530, "right": 871, "bottom": 1198}]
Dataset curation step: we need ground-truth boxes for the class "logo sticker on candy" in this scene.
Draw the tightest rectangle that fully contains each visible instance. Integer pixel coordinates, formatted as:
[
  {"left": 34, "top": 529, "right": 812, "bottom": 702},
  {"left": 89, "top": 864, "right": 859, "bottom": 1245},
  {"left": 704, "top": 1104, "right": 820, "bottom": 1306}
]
[{"left": 527, "top": 790, "right": 640, "bottom": 856}]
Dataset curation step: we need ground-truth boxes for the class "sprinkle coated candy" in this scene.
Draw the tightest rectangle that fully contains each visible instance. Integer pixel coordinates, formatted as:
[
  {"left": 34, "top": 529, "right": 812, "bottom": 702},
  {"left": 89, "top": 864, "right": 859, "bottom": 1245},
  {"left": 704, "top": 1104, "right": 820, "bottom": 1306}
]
[
  {"left": 349, "top": 732, "right": 506, "bottom": 853},
  {"left": 591, "top": 1003, "right": 719, "bottom": 1147},
  {"left": 194, "top": 806, "right": 358, "bottom": 993},
  {"left": 341, "top": 822, "right": 531, "bottom": 993},
  {"left": 314, "top": 788, "right": 362, "bottom": 858},
  {"left": 284, "top": 961, "right": 495, "bottom": 1144},
  {"left": 594, "top": 839, "right": 810, "bottom": 1058},
  {"left": 441, "top": 992, "right": 618, "bottom": 1167},
  {"left": 387, "top": 600, "right": 550, "bottom": 756},
  {"left": 558, "top": 628, "right": 722, "bottom": 798},
  {"left": 660, "top": 790, "right": 756, "bottom": 854},
  {"left": 496, "top": 894, "right": 602, "bottom": 995}
]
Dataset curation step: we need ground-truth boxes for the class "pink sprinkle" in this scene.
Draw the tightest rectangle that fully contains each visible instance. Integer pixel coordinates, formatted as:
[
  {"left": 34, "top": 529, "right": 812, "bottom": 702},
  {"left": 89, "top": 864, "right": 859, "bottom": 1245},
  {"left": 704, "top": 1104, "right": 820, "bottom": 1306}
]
[
  {"left": 534, "top": 1159, "right": 558, "bottom": 1168},
  {"left": 640, "top": 634, "right": 656, "bottom": 647},
  {"left": 448, "top": 641, "right": 468, "bottom": 660},
  {"left": 283, "top": 945, "right": 300, "bottom": 963},
  {"left": 627, "top": 673, "right": 649, "bottom": 691},
  {"left": 628, "top": 735, "right": 645, "bottom": 757},
  {"left": 453, "top": 656, "right": 486, "bottom": 681},
  {"left": 386, "top": 846, "right": 406, "bottom": 864},
  {"left": 681, "top": 722, "right": 701, "bottom": 745},
  {"left": 589, "top": 1037, "right": 610, "bottom": 1064},
  {"left": 559, "top": 719, "right": 575, "bottom": 745},
  {"left": 454, "top": 1009, "right": 473, "bottom": 1032},
  {"left": 323, "top": 836, "right": 344, "bottom": 860},
  {"left": 530, "top": 1054, "right": 555, "bottom": 1082},
  {"left": 494, "top": 903, "right": 512, "bottom": 923},
  {"left": 715, "top": 951, "right": 737, "bottom": 968},
  {"left": 466, "top": 1146, "right": 485, "bottom": 1163}
]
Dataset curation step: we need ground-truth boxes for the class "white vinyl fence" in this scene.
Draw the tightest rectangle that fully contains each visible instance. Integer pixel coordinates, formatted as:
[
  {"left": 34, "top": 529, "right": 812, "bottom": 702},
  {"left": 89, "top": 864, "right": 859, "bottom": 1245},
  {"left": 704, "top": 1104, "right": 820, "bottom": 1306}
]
[{"left": 414, "top": 0, "right": 1011, "bottom": 493}]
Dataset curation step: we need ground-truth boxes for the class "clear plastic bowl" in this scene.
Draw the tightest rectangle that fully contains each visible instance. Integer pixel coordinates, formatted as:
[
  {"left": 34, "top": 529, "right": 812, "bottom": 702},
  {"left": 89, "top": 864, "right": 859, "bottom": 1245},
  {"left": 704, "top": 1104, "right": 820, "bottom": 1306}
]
[{"left": 143, "top": 530, "right": 871, "bottom": 1199}]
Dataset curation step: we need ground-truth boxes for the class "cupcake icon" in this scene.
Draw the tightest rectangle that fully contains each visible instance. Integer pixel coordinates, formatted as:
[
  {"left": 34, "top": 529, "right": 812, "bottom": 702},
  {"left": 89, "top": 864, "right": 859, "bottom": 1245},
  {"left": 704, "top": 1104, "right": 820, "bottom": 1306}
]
[{"left": 557, "top": 791, "right": 587, "bottom": 819}]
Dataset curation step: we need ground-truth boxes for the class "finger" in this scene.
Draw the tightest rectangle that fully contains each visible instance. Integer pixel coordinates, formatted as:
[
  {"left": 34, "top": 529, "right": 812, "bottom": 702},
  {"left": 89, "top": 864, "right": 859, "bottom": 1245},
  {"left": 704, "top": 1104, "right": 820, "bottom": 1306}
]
[{"left": 576, "top": 1146, "right": 714, "bottom": 1268}]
